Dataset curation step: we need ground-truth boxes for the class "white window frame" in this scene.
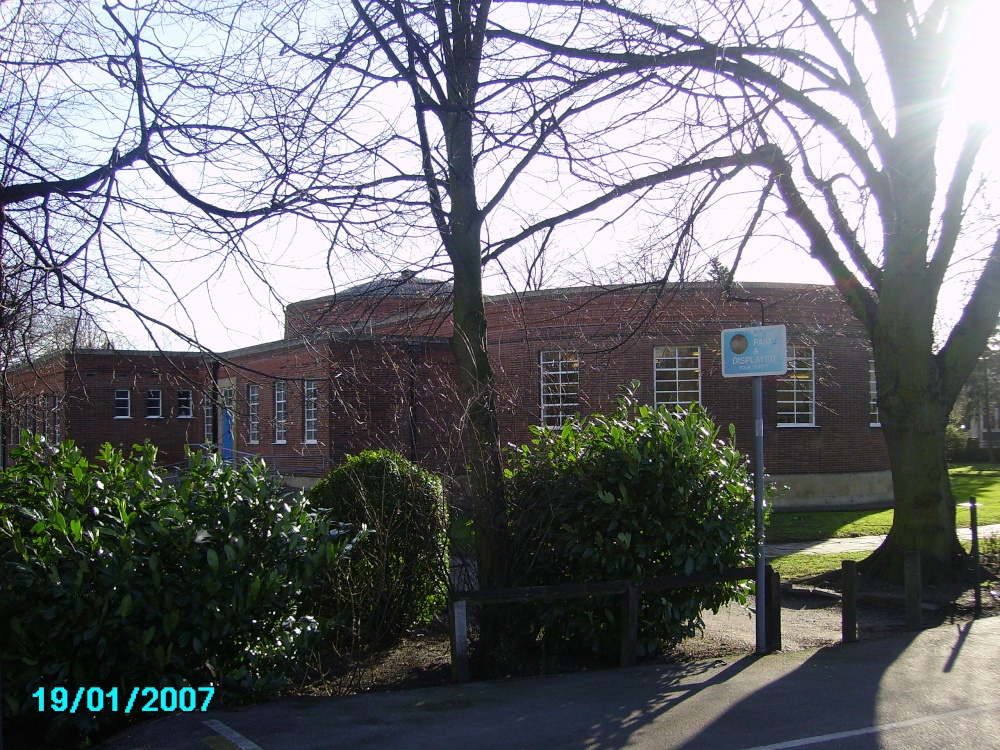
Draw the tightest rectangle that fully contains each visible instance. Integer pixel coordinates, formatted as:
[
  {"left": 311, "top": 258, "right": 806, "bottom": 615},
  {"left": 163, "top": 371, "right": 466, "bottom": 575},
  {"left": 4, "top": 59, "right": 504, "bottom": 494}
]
[
  {"left": 304, "top": 380, "right": 318, "bottom": 444},
  {"left": 653, "top": 345, "right": 701, "bottom": 409},
  {"left": 777, "top": 345, "right": 816, "bottom": 427},
  {"left": 274, "top": 381, "right": 287, "bottom": 444},
  {"left": 869, "top": 360, "right": 881, "bottom": 427},
  {"left": 53, "top": 396, "right": 62, "bottom": 443},
  {"left": 248, "top": 384, "right": 260, "bottom": 444},
  {"left": 177, "top": 390, "right": 194, "bottom": 419},
  {"left": 540, "top": 350, "right": 580, "bottom": 428},
  {"left": 203, "top": 392, "right": 215, "bottom": 444},
  {"left": 147, "top": 389, "right": 163, "bottom": 419},
  {"left": 114, "top": 389, "right": 131, "bottom": 419}
]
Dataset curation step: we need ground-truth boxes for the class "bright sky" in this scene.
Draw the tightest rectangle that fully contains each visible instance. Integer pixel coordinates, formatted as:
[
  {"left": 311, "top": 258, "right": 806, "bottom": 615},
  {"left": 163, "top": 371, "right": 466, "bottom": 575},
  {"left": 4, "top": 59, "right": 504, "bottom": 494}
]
[{"left": 99, "top": 1, "right": 1000, "bottom": 355}]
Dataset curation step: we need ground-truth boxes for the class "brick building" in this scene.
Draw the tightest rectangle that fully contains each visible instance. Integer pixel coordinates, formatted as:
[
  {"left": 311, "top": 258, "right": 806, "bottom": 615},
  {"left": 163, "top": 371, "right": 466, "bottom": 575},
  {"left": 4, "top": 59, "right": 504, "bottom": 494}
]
[{"left": 2, "top": 279, "right": 892, "bottom": 508}]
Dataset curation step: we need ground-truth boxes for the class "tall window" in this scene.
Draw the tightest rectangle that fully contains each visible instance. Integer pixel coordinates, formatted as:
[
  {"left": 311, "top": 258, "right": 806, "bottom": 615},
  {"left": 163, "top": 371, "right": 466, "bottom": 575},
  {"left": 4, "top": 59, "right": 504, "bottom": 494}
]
[
  {"left": 303, "top": 380, "right": 318, "bottom": 443},
  {"left": 248, "top": 384, "right": 260, "bottom": 444},
  {"left": 654, "top": 346, "right": 701, "bottom": 408},
  {"left": 274, "top": 381, "right": 287, "bottom": 443},
  {"left": 52, "top": 396, "right": 62, "bottom": 443},
  {"left": 869, "top": 360, "right": 881, "bottom": 427},
  {"left": 39, "top": 395, "right": 50, "bottom": 438},
  {"left": 777, "top": 346, "right": 815, "bottom": 426},
  {"left": 114, "top": 389, "right": 131, "bottom": 419},
  {"left": 540, "top": 350, "right": 580, "bottom": 428},
  {"left": 203, "top": 393, "right": 215, "bottom": 444},
  {"left": 177, "top": 390, "right": 193, "bottom": 418},
  {"left": 147, "top": 390, "right": 162, "bottom": 419}
]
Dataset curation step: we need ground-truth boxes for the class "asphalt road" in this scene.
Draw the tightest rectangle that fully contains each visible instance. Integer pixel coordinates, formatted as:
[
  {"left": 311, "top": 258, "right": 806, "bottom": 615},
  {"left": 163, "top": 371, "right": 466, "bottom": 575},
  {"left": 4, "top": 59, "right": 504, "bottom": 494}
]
[{"left": 99, "top": 615, "right": 1000, "bottom": 750}]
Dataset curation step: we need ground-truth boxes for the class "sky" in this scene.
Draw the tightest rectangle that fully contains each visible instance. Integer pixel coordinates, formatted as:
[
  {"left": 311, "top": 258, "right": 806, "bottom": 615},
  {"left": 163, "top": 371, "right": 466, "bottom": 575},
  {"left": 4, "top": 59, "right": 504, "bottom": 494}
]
[{"left": 92, "top": 0, "right": 1000, "bottom": 355}]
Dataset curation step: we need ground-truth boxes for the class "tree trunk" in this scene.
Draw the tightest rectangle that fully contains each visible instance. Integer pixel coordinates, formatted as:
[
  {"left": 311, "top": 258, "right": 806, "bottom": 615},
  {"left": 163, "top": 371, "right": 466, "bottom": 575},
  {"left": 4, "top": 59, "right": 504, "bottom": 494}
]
[
  {"left": 863, "top": 364, "right": 963, "bottom": 582},
  {"left": 984, "top": 374, "right": 995, "bottom": 463}
]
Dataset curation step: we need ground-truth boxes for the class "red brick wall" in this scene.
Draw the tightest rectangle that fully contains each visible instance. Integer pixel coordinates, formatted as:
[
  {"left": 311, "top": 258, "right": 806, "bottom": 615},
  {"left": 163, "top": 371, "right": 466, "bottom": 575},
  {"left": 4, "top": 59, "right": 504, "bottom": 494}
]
[
  {"left": 3, "top": 350, "right": 204, "bottom": 467},
  {"left": 216, "top": 337, "right": 461, "bottom": 476}
]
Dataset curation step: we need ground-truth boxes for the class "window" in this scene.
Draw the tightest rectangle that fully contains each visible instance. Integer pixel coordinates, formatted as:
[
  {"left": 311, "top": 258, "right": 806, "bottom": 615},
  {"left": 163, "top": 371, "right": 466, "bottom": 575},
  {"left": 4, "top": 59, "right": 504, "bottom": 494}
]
[
  {"left": 654, "top": 346, "right": 701, "bottom": 408},
  {"left": 304, "top": 380, "right": 318, "bottom": 443},
  {"left": 52, "top": 396, "right": 62, "bottom": 443},
  {"left": 177, "top": 390, "right": 193, "bottom": 419},
  {"left": 147, "top": 389, "right": 162, "bottom": 419},
  {"left": 777, "top": 346, "right": 815, "bottom": 426},
  {"left": 114, "top": 389, "right": 131, "bottom": 419},
  {"left": 274, "top": 381, "right": 287, "bottom": 443},
  {"left": 203, "top": 393, "right": 215, "bottom": 444},
  {"left": 540, "top": 350, "right": 580, "bottom": 428},
  {"left": 38, "top": 395, "right": 49, "bottom": 437},
  {"left": 248, "top": 384, "right": 260, "bottom": 444},
  {"left": 869, "top": 360, "right": 881, "bottom": 427}
]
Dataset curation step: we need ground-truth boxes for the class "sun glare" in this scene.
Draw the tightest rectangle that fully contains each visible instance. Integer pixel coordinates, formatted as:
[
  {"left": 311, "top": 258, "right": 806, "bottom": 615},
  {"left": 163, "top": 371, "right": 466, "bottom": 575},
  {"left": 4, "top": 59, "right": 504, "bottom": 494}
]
[{"left": 949, "top": 1, "right": 1000, "bottom": 125}]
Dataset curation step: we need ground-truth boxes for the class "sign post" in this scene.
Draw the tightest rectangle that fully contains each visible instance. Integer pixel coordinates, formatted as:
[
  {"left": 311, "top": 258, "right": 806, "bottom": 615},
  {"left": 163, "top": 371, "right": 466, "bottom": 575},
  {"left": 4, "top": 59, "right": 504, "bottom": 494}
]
[{"left": 722, "top": 323, "right": 787, "bottom": 655}]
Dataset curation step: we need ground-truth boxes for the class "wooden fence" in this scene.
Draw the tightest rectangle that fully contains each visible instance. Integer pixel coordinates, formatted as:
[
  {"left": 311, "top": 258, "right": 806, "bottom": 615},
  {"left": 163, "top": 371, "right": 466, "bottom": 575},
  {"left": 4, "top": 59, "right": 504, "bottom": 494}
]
[{"left": 448, "top": 565, "right": 781, "bottom": 682}]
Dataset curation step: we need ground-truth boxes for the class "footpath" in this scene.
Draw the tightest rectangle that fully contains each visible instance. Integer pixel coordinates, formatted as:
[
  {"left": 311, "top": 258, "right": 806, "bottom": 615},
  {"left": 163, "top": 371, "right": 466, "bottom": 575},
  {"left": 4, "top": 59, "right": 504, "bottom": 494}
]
[
  {"left": 766, "top": 522, "right": 1000, "bottom": 558},
  {"left": 100, "top": 615, "right": 1000, "bottom": 750}
]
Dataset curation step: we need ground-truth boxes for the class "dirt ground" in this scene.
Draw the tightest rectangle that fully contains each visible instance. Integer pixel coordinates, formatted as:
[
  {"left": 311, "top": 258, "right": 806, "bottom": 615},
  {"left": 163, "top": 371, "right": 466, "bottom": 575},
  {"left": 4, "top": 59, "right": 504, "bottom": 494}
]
[{"left": 293, "top": 578, "right": 1000, "bottom": 697}]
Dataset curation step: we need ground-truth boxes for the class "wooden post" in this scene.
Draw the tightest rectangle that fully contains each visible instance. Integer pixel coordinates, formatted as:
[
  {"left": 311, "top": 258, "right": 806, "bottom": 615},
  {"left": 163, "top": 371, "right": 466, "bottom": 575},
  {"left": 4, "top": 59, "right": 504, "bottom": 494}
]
[
  {"left": 449, "top": 599, "right": 470, "bottom": 683},
  {"left": 904, "top": 552, "right": 922, "bottom": 632},
  {"left": 764, "top": 565, "right": 782, "bottom": 653},
  {"left": 841, "top": 559, "right": 857, "bottom": 643},
  {"left": 620, "top": 585, "right": 639, "bottom": 668}
]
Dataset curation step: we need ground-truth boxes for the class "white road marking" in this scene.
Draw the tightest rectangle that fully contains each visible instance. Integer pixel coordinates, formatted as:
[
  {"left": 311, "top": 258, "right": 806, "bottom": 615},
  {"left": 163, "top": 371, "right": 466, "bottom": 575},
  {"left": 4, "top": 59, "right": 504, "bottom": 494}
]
[
  {"left": 738, "top": 701, "right": 1000, "bottom": 750},
  {"left": 203, "top": 719, "right": 266, "bottom": 750}
]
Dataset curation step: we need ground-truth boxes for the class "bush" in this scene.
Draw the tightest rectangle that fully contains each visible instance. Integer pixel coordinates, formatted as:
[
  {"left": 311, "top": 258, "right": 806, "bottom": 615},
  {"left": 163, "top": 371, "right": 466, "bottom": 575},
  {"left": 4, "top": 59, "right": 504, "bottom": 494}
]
[
  {"left": 508, "top": 391, "right": 755, "bottom": 658},
  {"left": 308, "top": 450, "right": 448, "bottom": 652},
  {"left": 0, "top": 436, "right": 351, "bottom": 745}
]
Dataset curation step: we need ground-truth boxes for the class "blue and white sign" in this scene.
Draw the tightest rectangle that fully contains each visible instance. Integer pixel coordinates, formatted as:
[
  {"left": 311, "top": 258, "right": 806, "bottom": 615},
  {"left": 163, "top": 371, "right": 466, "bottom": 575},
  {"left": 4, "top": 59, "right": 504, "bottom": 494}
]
[{"left": 721, "top": 325, "right": 787, "bottom": 378}]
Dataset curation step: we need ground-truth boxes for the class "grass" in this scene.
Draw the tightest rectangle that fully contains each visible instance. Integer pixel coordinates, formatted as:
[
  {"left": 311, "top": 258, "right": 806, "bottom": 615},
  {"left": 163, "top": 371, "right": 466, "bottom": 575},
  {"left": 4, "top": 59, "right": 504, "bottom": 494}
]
[
  {"left": 766, "top": 462, "right": 1000, "bottom": 544},
  {"left": 770, "top": 551, "right": 869, "bottom": 582}
]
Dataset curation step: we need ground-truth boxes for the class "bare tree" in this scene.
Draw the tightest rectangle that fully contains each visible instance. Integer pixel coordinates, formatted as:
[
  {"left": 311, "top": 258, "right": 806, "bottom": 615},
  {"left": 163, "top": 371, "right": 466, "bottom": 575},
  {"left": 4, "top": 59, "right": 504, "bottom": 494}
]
[{"left": 514, "top": 0, "right": 1000, "bottom": 578}]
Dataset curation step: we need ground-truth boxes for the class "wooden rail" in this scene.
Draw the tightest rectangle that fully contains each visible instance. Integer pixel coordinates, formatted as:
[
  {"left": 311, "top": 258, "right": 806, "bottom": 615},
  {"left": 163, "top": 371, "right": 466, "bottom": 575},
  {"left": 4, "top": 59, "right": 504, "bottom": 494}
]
[{"left": 448, "top": 565, "right": 781, "bottom": 682}]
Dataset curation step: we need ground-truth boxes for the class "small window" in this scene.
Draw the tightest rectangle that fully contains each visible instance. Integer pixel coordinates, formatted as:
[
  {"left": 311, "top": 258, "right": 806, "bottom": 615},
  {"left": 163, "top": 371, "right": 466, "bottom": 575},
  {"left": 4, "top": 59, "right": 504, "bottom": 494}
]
[
  {"left": 777, "top": 346, "right": 815, "bottom": 426},
  {"left": 248, "top": 384, "right": 260, "bottom": 444},
  {"left": 304, "top": 380, "right": 318, "bottom": 444},
  {"left": 540, "top": 350, "right": 580, "bottom": 428},
  {"left": 177, "top": 390, "right": 193, "bottom": 419},
  {"left": 868, "top": 360, "right": 881, "bottom": 427},
  {"left": 274, "top": 381, "right": 287, "bottom": 443},
  {"left": 114, "top": 389, "right": 131, "bottom": 419},
  {"left": 654, "top": 346, "right": 701, "bottom": 409},
  {"left": 147, "top": 390, "right": 162, "bottom": 419}
]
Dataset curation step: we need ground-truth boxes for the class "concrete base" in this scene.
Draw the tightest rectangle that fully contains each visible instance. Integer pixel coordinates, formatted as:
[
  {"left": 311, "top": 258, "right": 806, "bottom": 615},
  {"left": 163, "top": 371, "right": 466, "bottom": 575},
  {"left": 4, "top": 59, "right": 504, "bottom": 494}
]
[{"left": 769, "top": 470, "right": 894, "bottom": 512}]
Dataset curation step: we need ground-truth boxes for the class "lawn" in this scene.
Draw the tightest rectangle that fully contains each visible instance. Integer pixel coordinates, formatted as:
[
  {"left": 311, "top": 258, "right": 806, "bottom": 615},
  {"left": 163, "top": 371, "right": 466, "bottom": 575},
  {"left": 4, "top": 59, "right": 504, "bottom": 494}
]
[{"left": 766, "top": 463, "right": 1000, "bottom": 543}]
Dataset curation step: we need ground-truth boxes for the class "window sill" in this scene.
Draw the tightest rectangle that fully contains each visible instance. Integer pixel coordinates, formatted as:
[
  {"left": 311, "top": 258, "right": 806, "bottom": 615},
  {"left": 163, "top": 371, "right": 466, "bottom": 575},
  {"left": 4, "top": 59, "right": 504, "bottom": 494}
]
[
  {"left": 146, "top": 416, "right": 163, "bottom": 420},
  {"left": 114, "top": 416, "right": 131, "bottom": 420},
  {"left": 776, "top": 423, "right": 818, "bottom": 428},
  {"left": 177, "top": 415, "right": 194, "bottom": 420},
  {"left": 274, "top": 440, "right": 287, "bottom": 445},
  {"left": 304, "top": 440, "right": 318, "bottom": 445}
]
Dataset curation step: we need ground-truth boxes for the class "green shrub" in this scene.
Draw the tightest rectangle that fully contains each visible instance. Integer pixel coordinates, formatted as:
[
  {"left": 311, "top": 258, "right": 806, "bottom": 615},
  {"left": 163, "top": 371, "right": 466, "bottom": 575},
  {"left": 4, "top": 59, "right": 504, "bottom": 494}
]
[
  {"left": 308, "top": 450, "right": 448, "bottom": 652},
  {"left": 508, "top": 391, "right": 755, "bottom": 658},
  {"left": 0, "top": 436, "right": 351, "bottom": 745}
]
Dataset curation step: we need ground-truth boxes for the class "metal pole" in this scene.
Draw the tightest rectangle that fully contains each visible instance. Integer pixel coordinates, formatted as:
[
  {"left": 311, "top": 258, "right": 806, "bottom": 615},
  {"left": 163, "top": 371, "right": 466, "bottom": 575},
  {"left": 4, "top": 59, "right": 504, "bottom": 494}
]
[
  {"left": 753, "top": 372, "right": 766, "bottom": 655},
  {"left": 970, "top": 496, "right": 981, "bottom": 617}
]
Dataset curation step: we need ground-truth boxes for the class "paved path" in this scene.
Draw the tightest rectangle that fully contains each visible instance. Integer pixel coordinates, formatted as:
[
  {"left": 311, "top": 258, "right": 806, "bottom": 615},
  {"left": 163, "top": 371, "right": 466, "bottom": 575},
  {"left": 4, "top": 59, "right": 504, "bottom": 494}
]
[
  {"left": 766, "top": 523, "right": 1000, "bottom": 558},
  {"left": 100, "top": 616, "right": 1000, "bottom": 750}
]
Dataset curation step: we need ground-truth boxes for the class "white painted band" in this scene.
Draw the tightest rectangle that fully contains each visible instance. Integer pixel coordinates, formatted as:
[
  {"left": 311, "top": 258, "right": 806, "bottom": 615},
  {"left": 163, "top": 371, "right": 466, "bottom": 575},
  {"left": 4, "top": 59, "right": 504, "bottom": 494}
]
[{"left": 203, "top": 719, "right": 267, "bottom": 750}]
